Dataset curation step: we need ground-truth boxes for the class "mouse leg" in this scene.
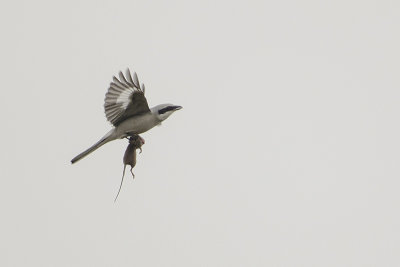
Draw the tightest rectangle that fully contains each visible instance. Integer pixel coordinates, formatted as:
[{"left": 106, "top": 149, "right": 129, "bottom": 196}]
[{"left": 130, "top": 166, "right": 135, "bottom": 180}]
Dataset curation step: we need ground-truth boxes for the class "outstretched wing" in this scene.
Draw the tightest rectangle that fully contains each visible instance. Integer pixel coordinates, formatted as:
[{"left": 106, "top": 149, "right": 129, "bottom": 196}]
[{"left": 104, "top": 69, "right": 149, "bottom": 126}]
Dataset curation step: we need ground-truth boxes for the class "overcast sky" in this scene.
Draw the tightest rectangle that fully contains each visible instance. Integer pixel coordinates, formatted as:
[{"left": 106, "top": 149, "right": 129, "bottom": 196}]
[{"left": 1, "top": 0, "right": 400, "bottom": 266}]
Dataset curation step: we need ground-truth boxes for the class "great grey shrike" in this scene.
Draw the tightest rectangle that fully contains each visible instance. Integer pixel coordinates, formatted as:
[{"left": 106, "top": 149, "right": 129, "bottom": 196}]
[{"left": 71, "top": 68, "right": 182, "bottom": 164}]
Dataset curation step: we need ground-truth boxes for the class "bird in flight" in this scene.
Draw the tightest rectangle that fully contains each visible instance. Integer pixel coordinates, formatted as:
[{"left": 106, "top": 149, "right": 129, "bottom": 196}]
[{"left": 71, "top": 68, "right": 182, "bottom": 164}]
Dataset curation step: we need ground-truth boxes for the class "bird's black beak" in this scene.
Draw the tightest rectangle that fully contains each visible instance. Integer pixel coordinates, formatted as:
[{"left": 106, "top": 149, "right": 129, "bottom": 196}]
[{"left": 173, "top": 106, "right": 182, "bottom": 111}]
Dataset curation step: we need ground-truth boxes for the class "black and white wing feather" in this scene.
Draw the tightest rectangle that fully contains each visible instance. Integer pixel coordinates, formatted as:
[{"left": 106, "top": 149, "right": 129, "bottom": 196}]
[{"left": 104, "top": 69, "right": 150, "bottom": 126}]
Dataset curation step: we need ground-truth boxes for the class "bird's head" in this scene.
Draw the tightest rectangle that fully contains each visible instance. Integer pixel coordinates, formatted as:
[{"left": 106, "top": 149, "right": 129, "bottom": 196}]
[{"left": 152, "top": 104, "right": 182, "bottom": 121}]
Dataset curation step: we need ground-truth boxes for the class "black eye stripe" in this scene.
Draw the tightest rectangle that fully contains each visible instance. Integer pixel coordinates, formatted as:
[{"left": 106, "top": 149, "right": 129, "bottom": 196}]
[{"left": 158, "top": 106, "right": 176, "bottom": 115}]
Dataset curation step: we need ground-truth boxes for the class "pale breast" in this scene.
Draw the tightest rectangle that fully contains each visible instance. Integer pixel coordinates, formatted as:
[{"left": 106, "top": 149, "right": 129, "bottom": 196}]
[{"left": 115, "top": 113, "right": 159, "bottom": 137}]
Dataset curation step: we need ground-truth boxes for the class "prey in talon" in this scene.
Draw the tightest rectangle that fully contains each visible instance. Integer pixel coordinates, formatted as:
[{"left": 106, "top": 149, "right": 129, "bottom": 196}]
[
  {"left": 70, "top": 68, "right": 182, "bottom": 201},
  {"left": 115, "top": 135, "right": 145, "bottom": 202}
]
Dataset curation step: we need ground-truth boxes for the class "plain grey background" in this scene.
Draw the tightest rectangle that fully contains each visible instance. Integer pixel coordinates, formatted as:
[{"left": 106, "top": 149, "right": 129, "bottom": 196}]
[{"left": 1, "top": 0, "right": 400, "bottom": 266}]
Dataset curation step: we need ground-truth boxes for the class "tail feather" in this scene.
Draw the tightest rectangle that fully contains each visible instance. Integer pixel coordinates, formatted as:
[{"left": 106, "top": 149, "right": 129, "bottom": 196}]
[{"left": 71, "top": 130, "right": 115, "bottom": 164}]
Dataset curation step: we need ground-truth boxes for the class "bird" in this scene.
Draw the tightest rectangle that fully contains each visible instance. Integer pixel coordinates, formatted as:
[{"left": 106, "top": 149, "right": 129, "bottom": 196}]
[{"left": 71, "top": 68, "right": 182, "bottom": 164}]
